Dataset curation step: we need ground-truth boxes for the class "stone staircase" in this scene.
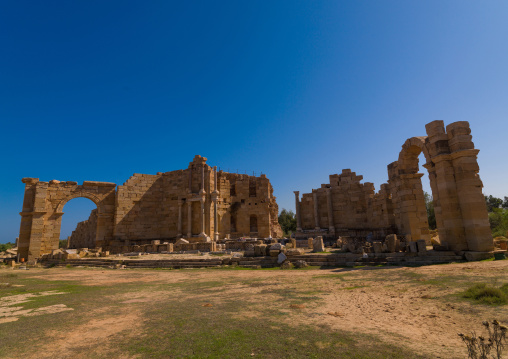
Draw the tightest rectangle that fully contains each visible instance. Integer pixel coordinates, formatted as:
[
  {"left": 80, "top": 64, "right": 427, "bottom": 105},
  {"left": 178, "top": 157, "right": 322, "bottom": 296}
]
[
  {"left": 41, "top": 250, "right": 465, "bottom": 269},
  {"left": 43, "top": 258, "right": 224, "bottom": 269}
]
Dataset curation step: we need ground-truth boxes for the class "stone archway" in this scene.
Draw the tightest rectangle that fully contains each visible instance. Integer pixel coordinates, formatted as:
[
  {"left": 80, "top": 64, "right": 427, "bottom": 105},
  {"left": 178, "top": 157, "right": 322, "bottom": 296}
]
[
  {"left": 387, "top": 136, "right": 433, "bottom": 244},
  {"left": 18, "top": 179, "right": 116, "bottom": 261},
  {"left": 387, "top": 120, "right": 493, "bottom": 252}
]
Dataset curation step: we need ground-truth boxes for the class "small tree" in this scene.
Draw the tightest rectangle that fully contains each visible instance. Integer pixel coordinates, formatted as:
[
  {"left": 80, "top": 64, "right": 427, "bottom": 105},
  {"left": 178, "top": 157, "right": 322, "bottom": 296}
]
[
  {"left": 486, "top": 195, "right": 503, "bottom": 212},
  {"left": 278, "top": 209, "right": 296, "bottom": 237}
]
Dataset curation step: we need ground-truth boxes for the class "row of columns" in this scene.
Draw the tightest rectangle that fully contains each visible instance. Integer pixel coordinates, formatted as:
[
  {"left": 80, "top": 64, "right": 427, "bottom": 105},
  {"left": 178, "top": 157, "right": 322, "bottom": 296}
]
[{"left": 177, "top": 165, "right": 219, "bottom": 239}]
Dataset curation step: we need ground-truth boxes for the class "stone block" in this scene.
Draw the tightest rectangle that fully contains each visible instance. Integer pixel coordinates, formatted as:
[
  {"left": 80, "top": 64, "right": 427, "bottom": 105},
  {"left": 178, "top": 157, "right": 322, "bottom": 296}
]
[
  {"left": 385, "top": 234, "right": 398, "bottom": 253},
  {"left": 373, "top": 241, "right": 383, "bottom": 253},
  {"left": 269, "top": 250, "right": 280, "bottom": 257},
  {"left": 277, "top": 252, "right": 287, "bottom": 264},
  {"left": 254, "top": 244, "right": 267, "bottom": 257},
  {"left": 294, "top": 260, "right": 309, "bottom": 268},
  {"left": 244, "top": 250, "right": 255, "bottom": 257},
  {"left": 312, "top": 236, "right": 325, "bottom": 252},
  {"left": 416, "top": 239, "right": 427, "bottom": 254},
  {"left": 464, "top": 251, "right": 494, "bottom": 262},
  {"left": 408, "top": 241, "right": 418, "bottom": 253}
]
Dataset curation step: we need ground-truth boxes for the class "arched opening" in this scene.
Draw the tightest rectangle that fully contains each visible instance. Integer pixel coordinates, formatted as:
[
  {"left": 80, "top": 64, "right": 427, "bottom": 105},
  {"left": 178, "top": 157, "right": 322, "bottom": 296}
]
[
  {"left": 250, "top": 215, "right": 258, "bottom": 233},
  {"left": 391, "top": 137, "right": 434, "bottom": 244},
  {"left": 59, "top": 197, "right": 98, "bottom": 250}
]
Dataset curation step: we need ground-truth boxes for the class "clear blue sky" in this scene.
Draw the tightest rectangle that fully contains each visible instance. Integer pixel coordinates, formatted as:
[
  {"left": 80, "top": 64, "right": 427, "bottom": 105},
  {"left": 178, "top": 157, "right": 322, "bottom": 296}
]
[{"left": 1, "top": 1, "right": 507, "bottom": 243}]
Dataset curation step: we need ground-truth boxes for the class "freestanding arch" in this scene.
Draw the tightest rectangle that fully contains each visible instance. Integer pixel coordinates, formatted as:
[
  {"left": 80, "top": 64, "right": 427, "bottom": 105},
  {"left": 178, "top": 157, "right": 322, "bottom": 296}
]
[
  {"left": 18, "top": 179, "right": 116, "bottom": 261},
  {"left": 388, "top": 120, "right": 493, "bottom": 251}
]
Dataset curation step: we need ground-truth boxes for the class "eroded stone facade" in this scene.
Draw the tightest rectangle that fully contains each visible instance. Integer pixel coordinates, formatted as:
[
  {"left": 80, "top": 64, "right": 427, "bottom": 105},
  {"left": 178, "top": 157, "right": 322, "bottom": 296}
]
[
  {"left": 294, "top": 121, "right": 493, "bottom": 252},
  {"left": 18, "top": 155, "right": 282, "bottom": 260}
]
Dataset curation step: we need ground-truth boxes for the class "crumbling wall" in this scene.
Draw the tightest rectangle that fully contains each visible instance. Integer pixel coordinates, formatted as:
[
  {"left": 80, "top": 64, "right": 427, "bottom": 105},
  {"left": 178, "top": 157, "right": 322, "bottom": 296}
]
[
  {"left": 69, "top": 209, "right": 97, "bottom": 249},
  {"left": 216, "top": 172, "right": 282, "bottom": 238},
  {"left": 294, "top": 120, "right": 493, "bottom": 252},
  {"left": 296, "top": 169, "right": 394, "bottom": 240}
]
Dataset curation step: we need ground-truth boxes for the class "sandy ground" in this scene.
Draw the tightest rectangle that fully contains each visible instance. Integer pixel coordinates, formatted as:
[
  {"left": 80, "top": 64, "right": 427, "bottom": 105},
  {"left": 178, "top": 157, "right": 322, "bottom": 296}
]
[{"left": 2, "top": 260, "right": 507, "bottom": 358}]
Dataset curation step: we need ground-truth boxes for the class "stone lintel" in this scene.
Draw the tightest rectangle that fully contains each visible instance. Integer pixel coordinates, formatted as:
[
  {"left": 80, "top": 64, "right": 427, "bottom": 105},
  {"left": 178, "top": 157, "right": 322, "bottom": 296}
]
[{"left": 82, "top": 181, "right": 116, "bottom": 187}]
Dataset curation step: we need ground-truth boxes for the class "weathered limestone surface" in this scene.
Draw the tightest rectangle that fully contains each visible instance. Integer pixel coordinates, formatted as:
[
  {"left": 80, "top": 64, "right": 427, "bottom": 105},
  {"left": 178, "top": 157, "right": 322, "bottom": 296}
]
[
  {"left": 18, "top": 155, "right": 282, "bottom": 261},
  {"left": 68, "top": 209, "right": 97, "bottom": 249},
  {"left": 294, "top": 121, "right": 493, "bottom": 252}
]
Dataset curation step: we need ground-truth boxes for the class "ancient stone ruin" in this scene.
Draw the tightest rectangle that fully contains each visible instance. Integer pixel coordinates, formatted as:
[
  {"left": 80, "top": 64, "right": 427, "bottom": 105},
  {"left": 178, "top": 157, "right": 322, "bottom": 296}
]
[
  {"left": 294, "top": 120, "right": 493, "bottom": 252},
  {"left": 18, "top": 155, "right": 282, "bottom": 261}
]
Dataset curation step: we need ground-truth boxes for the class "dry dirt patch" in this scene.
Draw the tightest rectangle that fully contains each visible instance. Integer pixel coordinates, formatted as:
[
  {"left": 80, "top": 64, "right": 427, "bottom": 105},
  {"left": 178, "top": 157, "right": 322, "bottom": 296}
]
[
  {"left": 0, "top": 290, "right": 73, "bottom": 324},
  {"left": 3, "top": 261, "right": 507, "bottom": 358}
]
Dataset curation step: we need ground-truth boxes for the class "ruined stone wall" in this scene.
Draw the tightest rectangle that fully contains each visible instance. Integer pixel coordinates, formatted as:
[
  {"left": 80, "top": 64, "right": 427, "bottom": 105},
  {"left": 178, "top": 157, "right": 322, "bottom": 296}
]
[
  {"left": 69, "top": 209, "right": 97, "bottom": 249},
  {"left": 216, "top": 172, "right": 282, "bottom": 238},
  {"left": 17, "top": 179, "right": 116, "bottom": 261},
  {"left": 296, "top": 169, "right": 394, "bottom": 240},
  {"left": 294, "top": 120, "right": 493, "bottom": 252},
  {"left": 111, "top": 157, "right": 281, "bottom": 242}
]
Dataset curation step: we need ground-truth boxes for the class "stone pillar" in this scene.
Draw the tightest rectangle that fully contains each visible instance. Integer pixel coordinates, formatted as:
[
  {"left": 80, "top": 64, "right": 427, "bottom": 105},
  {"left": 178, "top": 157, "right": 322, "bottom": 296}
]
[
  {"left": 312, "top": 190, "right": 320, "bottom": 230},
  {"left": 425, "top": 120, "right": 468, "bottom": 250},
  {"left": 200, "top": 198, "right": 206, "bottom": 237},
  {"left": 200, "top": 164, "right": 205, "bottom": 194},
  {"left": 446, "top": 121, "right": 493, "bottom": 251},
  {"left": 294, "top": 191, "right": 302, "bottom": 231},
  {"left": 177, "top": 200, "right": 183, "bottom": 238},
  {"left": 199, "top": 163, "right": 207, "bottom": 238},
  {"left": 213, "top": 166, "right": 219, "bottom": 241},
  {"left": 187, "top": 202, "right": 192, "bottom": 238},
  {"left": 326, "top": 188, "right": 335, "bottom": 234}
]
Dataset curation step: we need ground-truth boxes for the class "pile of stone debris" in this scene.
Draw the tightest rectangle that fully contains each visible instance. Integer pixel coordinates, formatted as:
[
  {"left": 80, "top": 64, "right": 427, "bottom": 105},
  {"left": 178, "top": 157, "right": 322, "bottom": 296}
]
[
  {"left": 40, "top": 248, "right": 109, "bottom": 260},
  {"left": 0, "top": 247, "right": 17, "bottom": 262}
]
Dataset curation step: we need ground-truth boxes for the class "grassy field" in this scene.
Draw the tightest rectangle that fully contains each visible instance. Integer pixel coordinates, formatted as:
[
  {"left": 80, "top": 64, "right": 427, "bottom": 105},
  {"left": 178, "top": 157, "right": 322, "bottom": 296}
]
[{"left": 1, "top": 260, "right": 507, "bottom": 358}]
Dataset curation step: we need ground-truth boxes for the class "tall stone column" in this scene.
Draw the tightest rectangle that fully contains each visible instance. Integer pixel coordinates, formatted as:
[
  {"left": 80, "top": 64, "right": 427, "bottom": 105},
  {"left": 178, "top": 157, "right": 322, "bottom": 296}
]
[
  {"left": 200, "top": 198, "right": 206, "bottom": 237},
  {"left": 425, "top": 120, "right": 467, "bottom": 250},
  {"left": 446, "top": 121, "right": 493, "bottom": 251},
  {"left": 177, "top": 200, "right": 183, "bottom": 238},
  {"left": 312, "top": 190, "right": 320, "bottom": 230},
  {"left": 326, "top": 188, "right": 335, "bottom": 234},
  {"left": 293, "top": 191, "right": 302, "bottom": 231},
  {"left": 187, "top": 202, "right": 192, "bottom": 238},
  {"left": 213, "top": 166, "right": 219, "bottom": 241},
  {"left": 199, "top": 164, "right": 207, "bottom": 238}
]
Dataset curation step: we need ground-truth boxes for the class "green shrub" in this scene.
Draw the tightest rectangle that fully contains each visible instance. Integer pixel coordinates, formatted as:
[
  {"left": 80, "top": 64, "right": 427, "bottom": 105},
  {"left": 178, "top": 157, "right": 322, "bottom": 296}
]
[
  {"left": 489, "top": 208, "right": 508, "bottom": 237},
  {"left": 463, "top": 283, "right": 508, "bottom": 305}
]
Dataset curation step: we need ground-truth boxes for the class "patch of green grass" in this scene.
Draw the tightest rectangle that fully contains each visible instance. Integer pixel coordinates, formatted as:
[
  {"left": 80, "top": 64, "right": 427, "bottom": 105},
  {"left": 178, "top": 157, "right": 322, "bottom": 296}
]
[
  {"left": 312, "top": 273, "right": 350, "bottom": 281},
  {"left": 122, "top": 298, "right": 426, "bottom": 359},
  {"left": 462, "top": 283, "right": 508, "bottom": 305},
  {"left": 340, "top": 285, "right": 369, "bottom": 290}
]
